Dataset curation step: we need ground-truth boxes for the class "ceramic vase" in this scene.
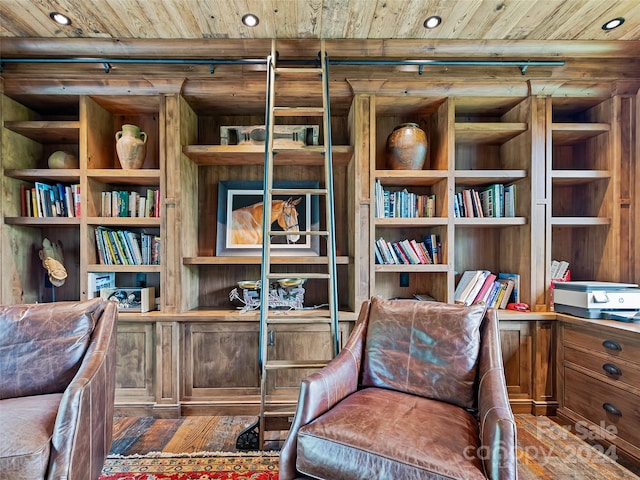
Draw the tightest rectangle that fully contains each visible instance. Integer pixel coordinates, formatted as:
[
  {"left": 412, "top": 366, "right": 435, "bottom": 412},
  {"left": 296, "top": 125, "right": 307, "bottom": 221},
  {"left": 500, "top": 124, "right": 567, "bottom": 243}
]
[
  {"left": 386, "top": 123, "right": 428, "bottom": 170},
  {"left": 115, "top": 124, "right": 148, "bottom": 169}
]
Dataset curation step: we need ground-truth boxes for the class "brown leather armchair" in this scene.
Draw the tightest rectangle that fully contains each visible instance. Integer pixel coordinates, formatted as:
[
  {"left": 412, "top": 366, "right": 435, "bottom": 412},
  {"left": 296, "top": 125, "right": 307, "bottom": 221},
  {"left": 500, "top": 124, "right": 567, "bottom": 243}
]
[
  {"left": 0, "top": 298, "right": 118, "bottom": 480},
  {"left": 280, "top": 297, "right": 517, "bottom": 480}
]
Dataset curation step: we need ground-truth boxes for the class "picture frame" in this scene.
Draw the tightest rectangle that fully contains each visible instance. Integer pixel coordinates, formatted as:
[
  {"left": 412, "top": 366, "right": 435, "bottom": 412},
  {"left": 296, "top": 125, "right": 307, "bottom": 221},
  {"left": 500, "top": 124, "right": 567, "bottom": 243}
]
[
  {"left": 100, "top": 286, "right": 155, "bottom": 312},
  {"left": 216, "top": 180, "right": 319, "bottom": 256}
]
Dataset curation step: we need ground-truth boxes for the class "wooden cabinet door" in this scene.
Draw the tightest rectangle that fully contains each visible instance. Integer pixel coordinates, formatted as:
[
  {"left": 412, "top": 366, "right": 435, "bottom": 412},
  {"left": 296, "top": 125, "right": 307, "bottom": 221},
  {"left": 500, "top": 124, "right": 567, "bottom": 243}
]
[
  {"left": 181, "top": 322, "right": 260, "bottom": 403},
  {"left": 115, "top": 322, "right": 156, "bottom": 403},
  {"left": 266, "top": 322, "right": 351, "bottom": 397}
]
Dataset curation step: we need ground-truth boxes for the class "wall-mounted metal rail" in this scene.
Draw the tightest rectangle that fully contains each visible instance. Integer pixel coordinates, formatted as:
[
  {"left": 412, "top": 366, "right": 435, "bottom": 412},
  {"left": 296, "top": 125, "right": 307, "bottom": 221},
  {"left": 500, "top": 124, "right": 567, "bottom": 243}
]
[{"left": 0, "top": 57, "right": 565, "bottom": 75}]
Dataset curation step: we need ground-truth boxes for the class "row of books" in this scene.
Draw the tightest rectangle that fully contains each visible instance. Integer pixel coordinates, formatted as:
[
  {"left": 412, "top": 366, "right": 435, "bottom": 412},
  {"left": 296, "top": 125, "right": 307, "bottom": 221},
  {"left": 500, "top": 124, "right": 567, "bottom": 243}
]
[
  {"left": 95, "top": 226, "right": 160, "bottom": 265},
  {"left": 454, "top": 269, "right": 520, "bottom": 308},
  {"left": 20, "top": 182, "right": 80, "bottom": 218},
  {"left": 374, "top": 180, "right": 437, "bottom": 218},
  {"left": 101, "top": 189, "right": 160, "bottom": 218},
  {"left": 454, "top": 183, "right": 515, "bottom": 218},
  {"left": 375, "top": 234, "right": 441, "bottom": 265}
]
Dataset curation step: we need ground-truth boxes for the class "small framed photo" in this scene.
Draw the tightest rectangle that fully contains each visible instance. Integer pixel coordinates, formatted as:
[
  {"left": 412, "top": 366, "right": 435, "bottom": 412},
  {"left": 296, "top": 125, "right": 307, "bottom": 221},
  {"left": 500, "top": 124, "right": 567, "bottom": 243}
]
[
  {"left": 216, "top": 180, "right": 319, "bottom": 257},
  {"left": 101, "top": 286, "right": 155, "bottom": 312}
]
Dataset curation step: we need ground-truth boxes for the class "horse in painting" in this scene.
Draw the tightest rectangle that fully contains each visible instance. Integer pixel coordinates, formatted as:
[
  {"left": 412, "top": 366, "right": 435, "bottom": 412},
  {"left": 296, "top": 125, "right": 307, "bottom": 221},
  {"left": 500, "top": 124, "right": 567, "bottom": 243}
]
[{"left": 231, "top": 197, "right": 302, "bottom": 245}]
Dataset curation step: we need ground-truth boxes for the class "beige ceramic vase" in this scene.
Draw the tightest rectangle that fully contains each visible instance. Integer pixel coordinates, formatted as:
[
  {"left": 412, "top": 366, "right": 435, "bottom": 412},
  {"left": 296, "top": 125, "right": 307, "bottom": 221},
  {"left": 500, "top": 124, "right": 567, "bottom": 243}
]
[
  {"left": 386, "top": 123, "right": 428, "bottom": 170},
  {"left": 115, "top": 124, "right": 148, "bottom": 169}
]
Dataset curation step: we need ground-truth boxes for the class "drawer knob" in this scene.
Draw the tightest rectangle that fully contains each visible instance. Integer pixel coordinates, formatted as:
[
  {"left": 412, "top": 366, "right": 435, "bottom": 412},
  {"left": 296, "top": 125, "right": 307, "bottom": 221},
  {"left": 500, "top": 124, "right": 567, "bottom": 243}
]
[
  {"left": 602, "top": 339, "right": 622, "bottom": 351},
  {"left": 602, "top": 363, "right": 622, "bottom": 376},
  {"left": 602, "top": 402, "right": 622, "bottom": 416}
]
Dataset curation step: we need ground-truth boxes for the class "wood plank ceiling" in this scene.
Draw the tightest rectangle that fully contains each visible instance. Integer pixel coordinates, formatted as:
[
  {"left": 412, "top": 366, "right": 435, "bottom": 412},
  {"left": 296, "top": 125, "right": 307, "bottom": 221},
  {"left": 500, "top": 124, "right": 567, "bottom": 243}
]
[
  {"left": 1, "top": 0, "right": 640, "bottom": 41},
  {"left": 1, "top": 1, "right": 640, "bottom": 115}
]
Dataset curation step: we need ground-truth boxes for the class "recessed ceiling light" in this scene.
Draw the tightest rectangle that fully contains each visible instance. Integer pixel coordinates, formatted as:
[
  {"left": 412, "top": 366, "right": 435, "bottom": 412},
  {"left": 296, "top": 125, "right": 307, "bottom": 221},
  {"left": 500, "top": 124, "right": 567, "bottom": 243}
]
[
  {"left": 242, "top": 14, "right": 259, "bottom": 27},
  {"left": 602, "top": 17, "right": 624, "bottom": 31},
  {"left": 423, "top": 16, "right": 442, "bottom": 29},
  {"left": 49, "top": 12, "right": 72, "bottom": 26}
]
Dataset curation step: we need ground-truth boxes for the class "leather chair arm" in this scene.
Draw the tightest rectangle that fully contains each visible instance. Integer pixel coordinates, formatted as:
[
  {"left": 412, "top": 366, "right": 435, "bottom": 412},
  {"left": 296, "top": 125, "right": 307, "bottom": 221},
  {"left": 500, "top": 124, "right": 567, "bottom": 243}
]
[
  {"left": 477, "top": 309, "right": 517, "bottom": 480},
  {"left": 48, "top": 301, "right": 118, "bottom": 480},
  {"left": 279, "top": 300, "right": 371, "bottom": 480}
]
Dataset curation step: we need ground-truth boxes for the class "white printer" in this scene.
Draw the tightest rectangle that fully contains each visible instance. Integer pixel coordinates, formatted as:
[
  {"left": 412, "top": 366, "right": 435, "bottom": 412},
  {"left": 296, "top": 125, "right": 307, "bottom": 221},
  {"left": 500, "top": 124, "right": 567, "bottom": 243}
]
[{"left": 553, "top": 281, "right": 640, "bottom": 321}]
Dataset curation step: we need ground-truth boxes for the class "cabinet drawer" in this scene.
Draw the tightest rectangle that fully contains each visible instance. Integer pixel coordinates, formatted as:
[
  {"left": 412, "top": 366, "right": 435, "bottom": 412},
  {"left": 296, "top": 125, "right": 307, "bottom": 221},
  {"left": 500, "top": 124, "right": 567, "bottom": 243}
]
[
  {"left": 564, "top": 324, "right": 640, "bottom": 364},
  {"left": 564, "top": 367, "right": 640, "bottom": 447},
  {"left": 564, "top": 345, "right": 640, "bottom": 391}
]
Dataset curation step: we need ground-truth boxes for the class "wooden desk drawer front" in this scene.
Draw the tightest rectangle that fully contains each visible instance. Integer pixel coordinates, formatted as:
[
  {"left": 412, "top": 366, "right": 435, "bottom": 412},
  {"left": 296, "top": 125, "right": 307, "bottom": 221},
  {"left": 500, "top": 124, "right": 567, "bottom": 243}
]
[
  {"left": 563, "top": 324, "right": 640, "bottom": 364},
  {"left": 564, "top": 345, "right": 640, "bottom": 391},
  {"left": 564, "top": 367, "right": 640, "bottom": 447}
]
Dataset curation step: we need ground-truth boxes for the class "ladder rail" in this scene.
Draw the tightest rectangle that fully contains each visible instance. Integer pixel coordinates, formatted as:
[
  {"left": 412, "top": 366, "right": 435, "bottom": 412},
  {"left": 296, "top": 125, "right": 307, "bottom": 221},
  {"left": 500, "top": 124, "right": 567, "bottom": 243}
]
[
  {"left": 321, "top": 44, "right": 340, "bottom": 357},
  {"left": 254, "top": 39, "right": 339, "bottom": 450}
]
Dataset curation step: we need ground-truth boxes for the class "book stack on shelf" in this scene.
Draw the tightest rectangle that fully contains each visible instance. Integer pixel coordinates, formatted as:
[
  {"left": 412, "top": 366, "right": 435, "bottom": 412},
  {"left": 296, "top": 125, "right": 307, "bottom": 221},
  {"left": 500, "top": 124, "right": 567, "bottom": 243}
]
[
  {"left": 95, "top": 226, "right": 160, "bottom": 265},
  {"left": 454, "top": 183, "right": 515, "bottom": 218},
  {"left": 20, "top": 182, "right": 80, "bottom": 217},
  {"left": 375, "top": 235, "right": 440, "bottom": 265},
  {"left": 454, "top": 269, "right": 520, "bottom": 309},
  {"left": 101, "top": 188, "right": 160, "bottom": 217},
  {"left": 374, "top": 180, "right": 436, "bottom": 218}
]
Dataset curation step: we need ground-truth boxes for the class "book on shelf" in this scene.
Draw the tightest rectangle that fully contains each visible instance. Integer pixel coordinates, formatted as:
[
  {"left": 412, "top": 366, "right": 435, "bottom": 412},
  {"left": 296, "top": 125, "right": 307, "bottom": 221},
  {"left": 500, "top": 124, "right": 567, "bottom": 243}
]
[
  {"left": 454, "top": 270, "right": 485, "bottom": 304},
  {"left": 101, "top": 188, "right": 160, "bottom": 218},
  {"left": 497, "top": 272, "right": 520, "bottom": 304},
  {"left": 24, "top": 181, "right": 79, "bottom": 218},
  {"left": 95, "top": 227, "right": 160, "bottom": 265},
  {"left": 374, "top": 179, "right": 436, "bottom": 218},
  {"left": 455, "top": 269, "right": 520, "bottom": 308},
  {"left": 454, "top": 184, "right": 515, "bottom": 218},
  {"left": 375, "top": 236, "right": 436, "bottom": 265}
]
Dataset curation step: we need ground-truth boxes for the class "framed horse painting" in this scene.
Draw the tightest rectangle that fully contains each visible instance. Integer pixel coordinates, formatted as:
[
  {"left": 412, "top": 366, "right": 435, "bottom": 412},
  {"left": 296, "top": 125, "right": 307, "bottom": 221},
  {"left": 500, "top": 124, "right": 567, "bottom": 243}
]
[{"left": 216, "top": 180, "right": 320, "bottom": 256}]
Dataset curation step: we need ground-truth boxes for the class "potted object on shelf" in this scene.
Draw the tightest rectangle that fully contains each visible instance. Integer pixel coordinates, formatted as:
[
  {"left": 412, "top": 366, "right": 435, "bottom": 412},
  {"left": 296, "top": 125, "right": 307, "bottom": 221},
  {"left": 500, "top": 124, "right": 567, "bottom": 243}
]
[
  {"left": 386, "top": 122, "right": 428, "bottom": 170},
  {"left": 47, "top": 150, "right": 79, "bottom": 169},
  {"left": 115, "top": 124, "right": 148, "bottom": 169}
]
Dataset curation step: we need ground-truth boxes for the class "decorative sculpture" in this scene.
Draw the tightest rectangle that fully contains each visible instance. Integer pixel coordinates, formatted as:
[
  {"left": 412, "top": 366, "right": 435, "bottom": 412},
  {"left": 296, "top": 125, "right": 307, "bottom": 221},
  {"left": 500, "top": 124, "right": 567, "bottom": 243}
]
[{"left": 39, "top": 238, "right": 68, "bottom": 287}]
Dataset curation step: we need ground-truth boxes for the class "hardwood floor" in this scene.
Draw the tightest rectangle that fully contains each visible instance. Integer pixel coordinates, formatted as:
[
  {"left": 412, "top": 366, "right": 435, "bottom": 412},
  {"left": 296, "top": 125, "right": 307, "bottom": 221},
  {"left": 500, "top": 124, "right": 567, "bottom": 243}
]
[{"left": 109, "top": 414, "right": 640, "bottom": 478}]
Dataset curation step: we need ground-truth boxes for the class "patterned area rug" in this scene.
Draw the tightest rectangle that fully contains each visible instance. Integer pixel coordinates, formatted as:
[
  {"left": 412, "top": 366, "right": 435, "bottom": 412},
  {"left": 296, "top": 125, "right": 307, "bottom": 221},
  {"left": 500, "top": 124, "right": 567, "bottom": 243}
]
[
  {"left": 101, "top": 417, "right": 640, "bottom": 479},
  {"left": 99, "top": 452, "right": 279, "bottom": 480}
]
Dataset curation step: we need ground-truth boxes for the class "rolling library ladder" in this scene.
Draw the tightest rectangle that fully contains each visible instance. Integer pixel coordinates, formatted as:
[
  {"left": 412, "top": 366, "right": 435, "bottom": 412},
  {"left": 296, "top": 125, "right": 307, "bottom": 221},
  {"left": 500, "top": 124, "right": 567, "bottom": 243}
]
[{"left": 236, "top": 40, "right": 340, "bottom": 450}]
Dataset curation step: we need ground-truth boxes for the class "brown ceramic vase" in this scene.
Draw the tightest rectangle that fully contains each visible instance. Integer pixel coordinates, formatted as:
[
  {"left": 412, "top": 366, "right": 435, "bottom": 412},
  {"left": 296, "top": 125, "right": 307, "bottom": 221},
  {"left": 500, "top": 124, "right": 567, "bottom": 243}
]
[{"left": 386, "top": 123, "right": 428, "bottom": 170}]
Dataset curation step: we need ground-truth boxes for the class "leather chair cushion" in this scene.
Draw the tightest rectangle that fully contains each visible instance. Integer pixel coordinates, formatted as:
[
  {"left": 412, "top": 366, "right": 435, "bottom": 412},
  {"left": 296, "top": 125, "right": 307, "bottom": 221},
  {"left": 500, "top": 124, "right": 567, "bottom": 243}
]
[
  {"left": 0, "top": 393, "right": 63, "bottom": 480},
  {"left": 362, "top": 297, "right": 486, "bottom": 409},
  {"left": 296, "top": 387, "right": 486, "bottom": 480},
  {"left": 0, "top": 299, "right": 101, "bottom": 399}
]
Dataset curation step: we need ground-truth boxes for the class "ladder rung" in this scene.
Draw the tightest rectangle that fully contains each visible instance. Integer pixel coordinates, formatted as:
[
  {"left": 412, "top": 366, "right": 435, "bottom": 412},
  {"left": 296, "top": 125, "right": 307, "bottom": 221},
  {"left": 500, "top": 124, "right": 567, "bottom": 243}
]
[
  {"left": 275, "top": 67, "right": 323, "bottom": 75},
  {"left": 265, "top": 359, "right": 330, "bottom": 370},
  {"left": 267, "top": 272, "right": 330, "bottom": 280},
  {"left": 274, "top": 107, "right": 324, "bottom": 117},
  {"left": 266, "top": 317, "right": 332, "bottom": 324},
  {"left": 270, "top": 188, "right": 327, "bottom": 196},
  {"left": 268, "top": 230, "right": 329, "bottom": 237}
]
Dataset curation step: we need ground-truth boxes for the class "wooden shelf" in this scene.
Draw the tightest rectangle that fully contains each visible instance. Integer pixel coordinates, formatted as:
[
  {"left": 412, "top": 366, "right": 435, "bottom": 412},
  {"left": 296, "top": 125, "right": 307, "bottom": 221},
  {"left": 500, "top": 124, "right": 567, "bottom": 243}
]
[
  {"left": 184, "top": 255, "right": 351, "bottom": 265},
  {"left": 550, "top": 217, "right": 611, "bottom": 226},
  {"left": 87, "top": 264, "right": 162, "bottom": 272},
  {"left": 455, "top": 170, "right": 527, "bottom": 185},
  {"left": 455, "top": 122, "right": 527, "bottom": 144},
  {"left": 3, "top": 120, "right": 79, "bottom": 143},
  {"left": 551, "top": 123, "right": 610, "bottom": 144},
  {"left": 87, "top": 169, "right": 160, "bottom": 185},
  {"left": 86, "top": 217, "right": 161, "bottom": 226},
  {"left": 374, "top": 170, "right": 448, "bottom": 186},
  {"left": 374, "top": 217, "right": 447, "bottom": 227},
  {"left": 551, "top": 170, "right": 610, "bottom": 185},
  {"left": 4, "top": 216, "right": 80, "bottom": 226},
  {"left": 183, "top": 144, "right": 353, "bottom": 166},
  {"left": 454, "top": 217, "right": 527, "bottom": 227},
  {"left": 375, "top": 264, "right": 449, "bottom": 273},
  {"left": 5, "top": 168, "right": 80, "bottom": 183}
]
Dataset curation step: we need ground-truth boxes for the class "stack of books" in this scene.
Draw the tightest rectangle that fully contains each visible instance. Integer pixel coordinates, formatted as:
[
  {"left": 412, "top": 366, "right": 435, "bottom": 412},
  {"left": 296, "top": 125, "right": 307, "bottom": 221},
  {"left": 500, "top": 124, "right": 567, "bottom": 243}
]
[{"left": 454, "top": 269, "right": 520, "bottom": 308}]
